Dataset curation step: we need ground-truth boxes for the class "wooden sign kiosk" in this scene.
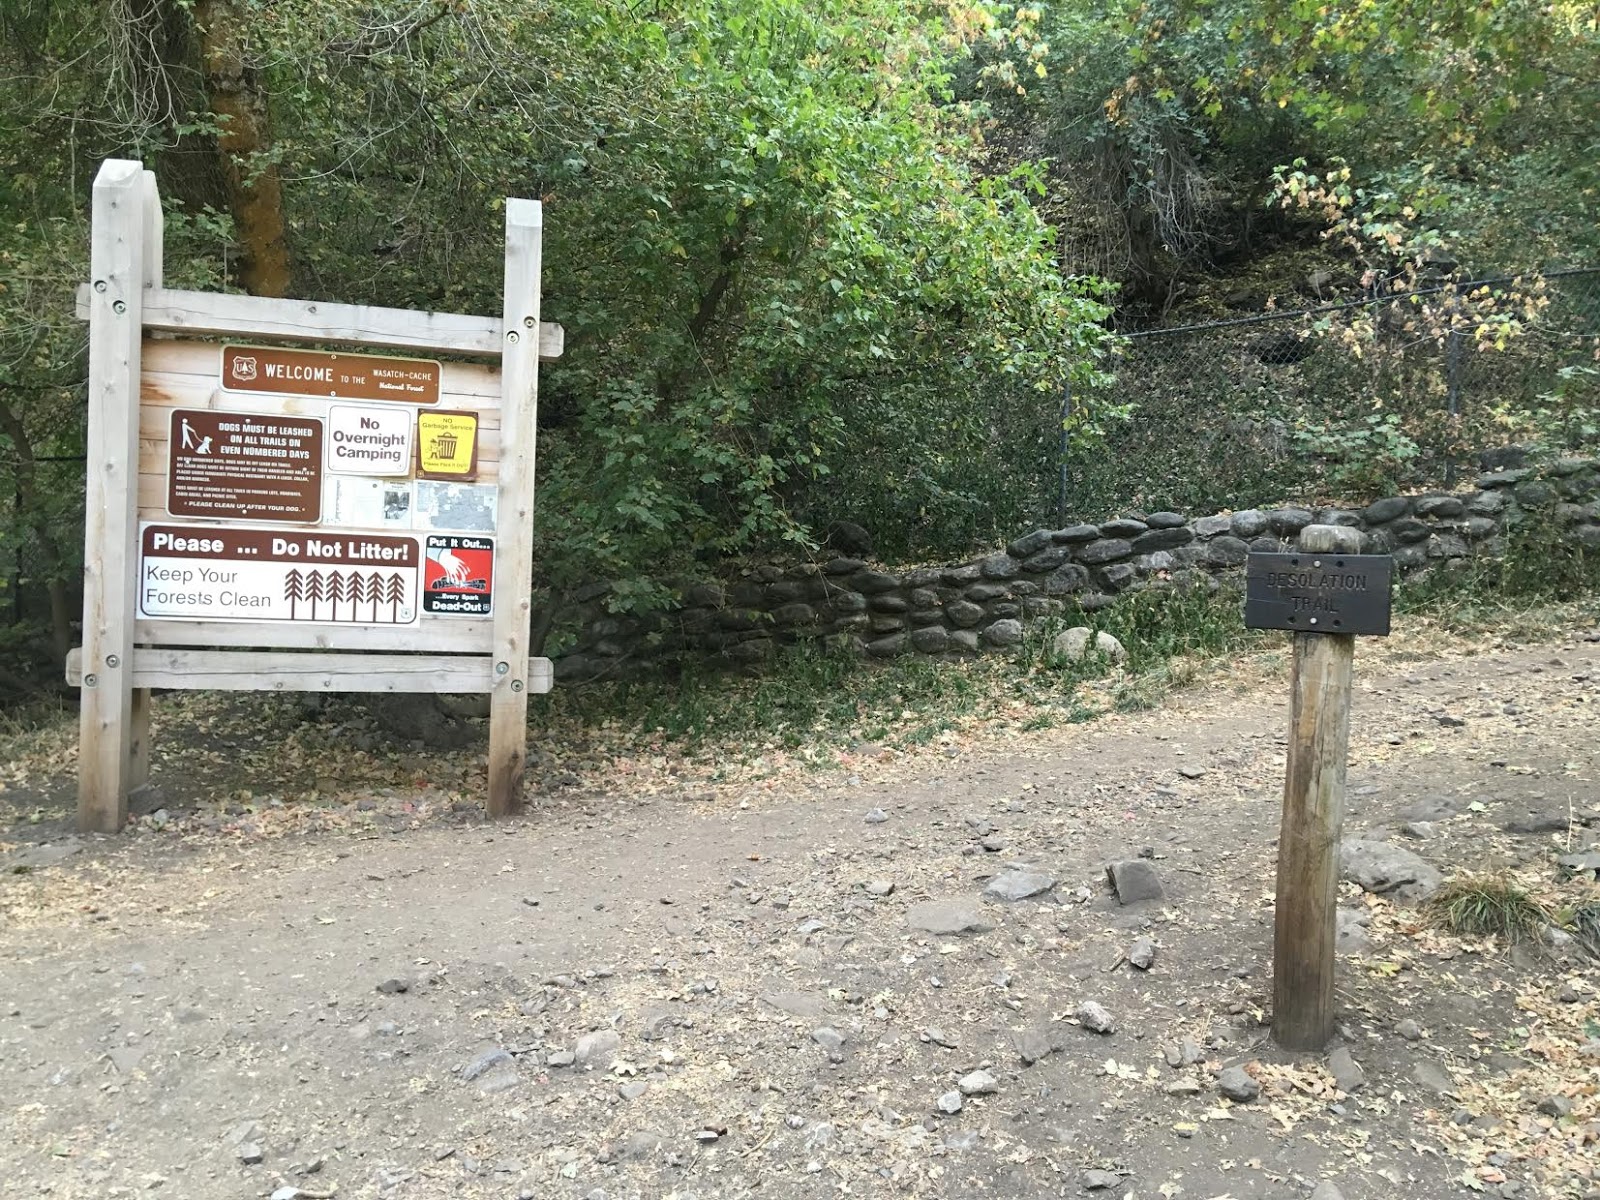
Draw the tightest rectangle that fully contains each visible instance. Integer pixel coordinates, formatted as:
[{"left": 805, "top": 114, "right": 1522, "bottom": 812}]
[{"left": 69, "top": 159, "right": 560, "bottom": 832}]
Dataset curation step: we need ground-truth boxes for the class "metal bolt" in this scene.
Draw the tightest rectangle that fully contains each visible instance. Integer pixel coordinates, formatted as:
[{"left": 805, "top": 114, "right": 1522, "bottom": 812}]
[
  {"left": 113, "top": 299, "right": 127, "bottom": 314},
  {"left": 84, "top": 673, "right": 98, "bottom": 688},
  {"left": 495, "top": 661, "right": 510, "bottom": 675},
  {"left": 506, "top": 330, "right": 520, "bottom": 343},
  {"left": 1309, "top": 617, "right": 1319, "bottom": 625},
  {"left": 522, "top": 316, "right": 536, "bottom": 328},
  {"left": 93, "top": 280, "right": 107, "bottom": 293},
  {"left": 1313, "top": 559, "right": 1322, "bottom": 568},
  {"left": 511, "top": 679, "right": 525, "bottom": 693},
  {"left": 106, "top": 654, "right": 120, "bottom": 668}
]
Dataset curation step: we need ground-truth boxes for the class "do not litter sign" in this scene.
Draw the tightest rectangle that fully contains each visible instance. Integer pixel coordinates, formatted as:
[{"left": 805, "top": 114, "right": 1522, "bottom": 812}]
[{"left": 423, "top": 535, "right": 494, "bottom": 615}]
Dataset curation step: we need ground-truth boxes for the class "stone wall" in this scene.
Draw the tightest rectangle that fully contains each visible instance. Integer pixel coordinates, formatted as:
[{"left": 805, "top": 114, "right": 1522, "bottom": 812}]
[{"left": 554, "top": 459, "right": 1600, "bottom": 680}]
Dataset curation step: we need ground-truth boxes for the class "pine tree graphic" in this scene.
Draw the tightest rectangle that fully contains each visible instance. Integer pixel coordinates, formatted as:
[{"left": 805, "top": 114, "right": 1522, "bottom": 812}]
[
  {"left": 284, "top": 567, "right": 306, "bottom": 619},
  {"left": 306, "top": 569, "right": 329, "bottom": 620},
  {"left": 384, "top": 573, "right": 407, "bottom": 622},
  {"left": 332, "top": 571, "right": 355, "bottom": 621},
  {"left": 350, "top": 573, "right": 370, "bottom": 621},
  {"left": 365, "top": 572, "right": 385, "bottom": 622}
]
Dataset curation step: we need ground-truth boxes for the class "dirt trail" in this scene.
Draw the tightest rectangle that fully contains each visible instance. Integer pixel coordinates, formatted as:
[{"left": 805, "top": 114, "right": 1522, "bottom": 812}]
[{"left": 2, "top": 638, "right": 1597, "bottom": 1200}]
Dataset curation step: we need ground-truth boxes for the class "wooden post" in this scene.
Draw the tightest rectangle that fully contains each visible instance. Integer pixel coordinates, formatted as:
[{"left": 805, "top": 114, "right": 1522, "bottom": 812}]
[
  {"left": 1272, "top": 523, "right": 1362, "bottom": 1050},
  {"left": 486, "top": 198, "right": 543, "bottom": 817},
  {"left": 129, "top": 169, "right": 163, "bottom": 792},
  {"left": 77, "top": 160, "right": 147, "bottom": 833}
]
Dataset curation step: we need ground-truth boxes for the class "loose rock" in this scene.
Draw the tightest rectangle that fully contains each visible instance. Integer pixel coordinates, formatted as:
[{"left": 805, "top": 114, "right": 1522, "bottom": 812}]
[
  {"left": 1053, "top": 627, "right": 1127, "bottom": 664},
  {"left": 1340, "top": 839, "right": 1444, "bottom": 900},
  {"left": 1106, "top": 859, "right": 1165, "bottom": 904},
  {"left": 906, "top": 899, "right": 995, "bottom": 936},
  {"left": 1127, "top": 936, "right": 1156, "bottom": 970},
  {"left": 957, "top": 1069, "right": 998, "bottom": 1096},
  {"left": 984, "top": 869, "right": 1056, "bottom": 901},
  {"left": 811, "top": 1027, "right": 846, "bottom": 1054},
  {"left": 1083, "top": 1169, "right": 1120, "bottom": 1191},
  {"left": 459, "top": 1045, "right": 513, "bottom": 1083},
  {"left": 1076, "top": 1001, "right": 1115, "bottom": 1034},
  {"left": 574, "top": 1029, "right": 622, "bottom": 1068},
  {"left": 1412, "top": 1060, "right": 1458, "bottom": 1097},
  {"left": 1329, "top": 1046, "right": 1366, "bottom": 1093},
  {"left": 1015, "top": 1026, "right": 1057, "bottom": 1065},
  {"left": 1217, "top": 1066, "right": 1260, "bottom": 1102},
  {"left": 936, "top": 1091, "right": 963, "bottom": 1115},
  {"left": 864, "top": 807, "right": 889, "bottom": 824},
  {"left": 1537, "top": 1095, "right": 1572, "bottom": 1118},
  {"left": 1336, "top": 908, "right": 1372, "bottom": 953}
]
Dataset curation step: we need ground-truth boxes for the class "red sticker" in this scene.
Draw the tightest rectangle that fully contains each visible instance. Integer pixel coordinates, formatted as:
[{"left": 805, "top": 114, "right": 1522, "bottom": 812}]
[{"left": 423, "top": 535, "right": 493, "bottom": 616}]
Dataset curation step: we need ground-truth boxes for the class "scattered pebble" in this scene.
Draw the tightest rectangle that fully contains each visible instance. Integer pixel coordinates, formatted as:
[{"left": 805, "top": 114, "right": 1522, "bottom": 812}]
[
  {"left": 1076, "top": 1001, "right": 1115, "bottom": 1034},
  {"left": 957, "top": 1069, "right": 998, "bottom": 1096},
  {"left": 1329, "top": 1046, "right": 1366, "bottom": 1093},
  {"left": 1217, "top": 1066, "right": 1260, "bottom": 1103},
  {"left": 1127, "top": 936, "right": 1156, "bottom": 970}
]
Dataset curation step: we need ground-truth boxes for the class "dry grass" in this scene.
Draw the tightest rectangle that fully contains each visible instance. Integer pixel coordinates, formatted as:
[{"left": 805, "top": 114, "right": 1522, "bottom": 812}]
[{"left": 1429, "top": 873, "right": 1550, "bottom": 942}]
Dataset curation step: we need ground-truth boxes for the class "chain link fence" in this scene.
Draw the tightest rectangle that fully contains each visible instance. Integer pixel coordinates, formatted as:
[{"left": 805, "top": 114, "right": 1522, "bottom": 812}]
[{"left": 1058, "top": 267, "right": 1600, "bottom": 522}]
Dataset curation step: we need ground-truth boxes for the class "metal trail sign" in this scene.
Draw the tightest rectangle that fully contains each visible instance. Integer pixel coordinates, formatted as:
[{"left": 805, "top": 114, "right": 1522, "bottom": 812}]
[{"left": 1244, "top": 529, "right": 1394, "bottom": 1050}]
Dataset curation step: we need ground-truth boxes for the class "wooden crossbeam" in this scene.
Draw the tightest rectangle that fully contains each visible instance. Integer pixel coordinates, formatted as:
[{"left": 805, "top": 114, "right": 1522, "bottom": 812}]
[
  {"left": 75, "top": 284, "right": 564, "bottom": 360},
  {"left": 67, "top": 648, "right": 553, "bottom": 694}
]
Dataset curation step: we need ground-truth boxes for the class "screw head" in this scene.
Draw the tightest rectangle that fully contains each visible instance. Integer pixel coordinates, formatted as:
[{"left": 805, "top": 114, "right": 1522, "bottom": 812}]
[
  {"left": 106, "top": 654, "right": 120, "bottom": 668},
  {"left": 112, "top": 299, "right": 127, "bottom": 314},
  {"left": 522, "top": 316, "right": 536, "bottom": 328},
  {"left": 84, "top": 673, "right": 98, "bottom": 688},
  {"left": 93, "top": 279, "right": 107, "bottom": 293},
  {"left": 494, "top": 661, "right": 510, "bottom": 675},
  {"left": 511, "top": 679, "right": 525, "bottom": 693}
]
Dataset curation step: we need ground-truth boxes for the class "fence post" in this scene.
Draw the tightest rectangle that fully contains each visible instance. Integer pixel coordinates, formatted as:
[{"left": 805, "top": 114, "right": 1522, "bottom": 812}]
[
  {"left": 77, "top": 160, "right": 147, "bottom": 834},
  {"left": 1271, "top": 522, "right": 1361, "bottom": 1049},
  {"left": 1444, "top": 328, "right": 1464, "bottom": 486},
  {"left": 486, "top": 198, "right": 543, "bottom": 817},
  {"left": 1056, "top": 379, "right": 1072, "bottom": 526}
]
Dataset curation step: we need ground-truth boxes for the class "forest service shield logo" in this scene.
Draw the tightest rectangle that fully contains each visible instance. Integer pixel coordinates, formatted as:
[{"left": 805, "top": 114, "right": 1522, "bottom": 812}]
[{"left": 230, "top": 355, "right": 258, "bottom": 382}]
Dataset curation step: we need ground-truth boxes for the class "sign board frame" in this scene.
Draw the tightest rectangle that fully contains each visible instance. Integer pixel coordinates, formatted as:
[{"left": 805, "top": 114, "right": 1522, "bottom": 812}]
[{"left": 68, "top": 158, "right": 564, "bottom": 833}]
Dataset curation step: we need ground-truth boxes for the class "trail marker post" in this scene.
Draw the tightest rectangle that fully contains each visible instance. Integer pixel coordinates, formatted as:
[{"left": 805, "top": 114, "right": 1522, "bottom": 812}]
[
  {"left": 1244, "top": 524, "right": 1392, "bottom": 1050},
  {"left": 70, "top": 159, "right": 562, "bottom": 832}
]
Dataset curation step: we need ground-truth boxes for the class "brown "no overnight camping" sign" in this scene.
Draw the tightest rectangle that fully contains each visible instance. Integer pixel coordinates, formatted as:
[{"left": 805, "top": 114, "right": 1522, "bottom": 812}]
[{"left": 222, "top": 345, "right": 442, "bottom": 404}]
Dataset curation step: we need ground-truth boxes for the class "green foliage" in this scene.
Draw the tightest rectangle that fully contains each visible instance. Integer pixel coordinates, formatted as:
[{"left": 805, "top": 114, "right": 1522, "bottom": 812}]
[
  {"left": 973, "top": 0, "right": 1598, "bottom": 299},
  {"left": 1, "top": 0, "right": 1116, "bottom": 689},
  {"left": 1291, "top": 413, "right": 1421, "bottom": 496},
  {"left": 1398, "top": 513, "right": 1600, "bottom": 616}
]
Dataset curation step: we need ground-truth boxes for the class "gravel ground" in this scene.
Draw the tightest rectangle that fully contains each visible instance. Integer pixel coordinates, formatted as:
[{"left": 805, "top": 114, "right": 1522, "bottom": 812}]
[{"left": 1, "top": 632, "right": 1597, "bottom": 1200}]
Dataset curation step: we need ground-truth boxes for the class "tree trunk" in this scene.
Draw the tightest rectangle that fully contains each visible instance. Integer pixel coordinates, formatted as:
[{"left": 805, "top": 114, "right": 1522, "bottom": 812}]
[
  {"left": 0, "top": 395, "right": 72, "bottom": 667},
  {"left": 193, "top": 0, "right": 290, "bottom": 296}
]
